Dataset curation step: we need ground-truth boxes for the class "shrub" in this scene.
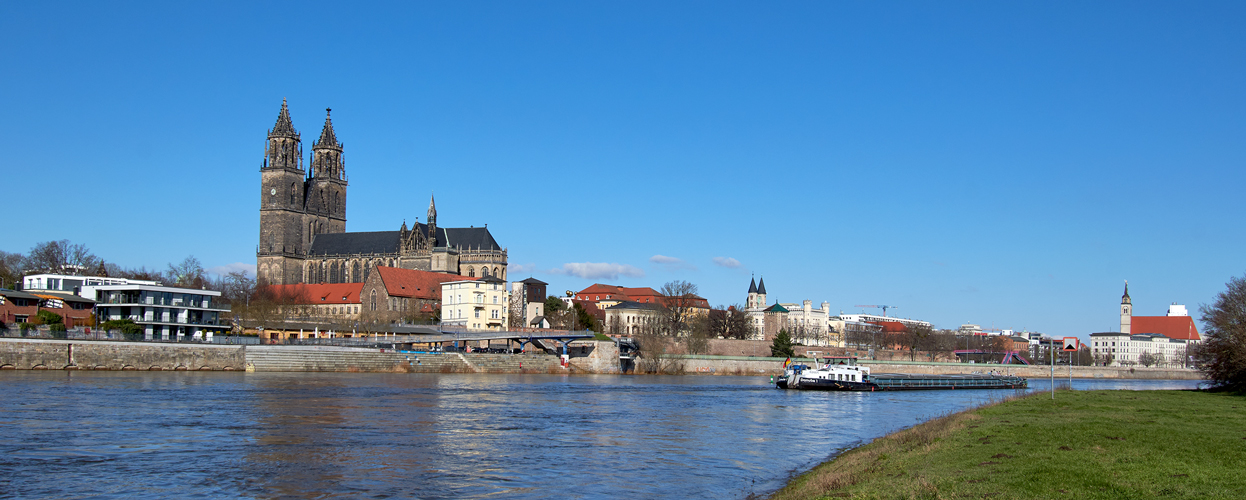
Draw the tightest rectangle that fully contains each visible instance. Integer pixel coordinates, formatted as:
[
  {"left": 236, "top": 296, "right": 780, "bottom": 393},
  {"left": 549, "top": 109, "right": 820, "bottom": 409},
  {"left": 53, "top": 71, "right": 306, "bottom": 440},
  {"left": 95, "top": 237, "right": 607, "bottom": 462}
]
[
  {"left": 101, "top": 318, "right": 143, "bottom": 335},
  {"left": 36, "top": 310, "right": 64, "bottom": 329}
]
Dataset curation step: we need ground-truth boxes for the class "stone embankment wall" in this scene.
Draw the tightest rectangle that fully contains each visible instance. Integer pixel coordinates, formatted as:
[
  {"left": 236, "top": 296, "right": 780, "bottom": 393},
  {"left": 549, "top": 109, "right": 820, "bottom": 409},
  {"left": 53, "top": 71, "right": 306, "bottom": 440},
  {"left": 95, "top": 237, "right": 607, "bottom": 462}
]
[
  {"left": 0, "top": 339, "right": 579, "bottom": 374},
  {"left": 0, "top": 338, "right": 246, "bottom": 371},
  {"left": 660, "top": 339, "right": 955, "bottom": 362}
]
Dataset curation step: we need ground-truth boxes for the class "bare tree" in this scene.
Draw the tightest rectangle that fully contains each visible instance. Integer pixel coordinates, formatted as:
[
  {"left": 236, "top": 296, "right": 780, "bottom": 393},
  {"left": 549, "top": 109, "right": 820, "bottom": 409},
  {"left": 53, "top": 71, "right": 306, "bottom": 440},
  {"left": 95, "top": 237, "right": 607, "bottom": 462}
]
[
  {"left": 605, "top": 314, "right": 626, "bottom": 337},
  {"left": 0, "top": 250, "right": 25, "bottom": 289},
  {"left": 901, "top": 324, "right": 934, "bottom": 361},
  {"left": 685, "top": 313, "right": 711, "bottom": 355},
  {"left": 635, "top": 323, "right": 683, "bottom": 374},
  {"left": 26, "top": 240, "right": 100, "bottom": 274},
  {"left": 658, "top": 280, "right": 700, "bottom": 336},
  {"left": 708, "top": 304, "right": 754, "bottom": 340},
  {"left": 166, "top": 256, "right": 206, "bottom": 288}
]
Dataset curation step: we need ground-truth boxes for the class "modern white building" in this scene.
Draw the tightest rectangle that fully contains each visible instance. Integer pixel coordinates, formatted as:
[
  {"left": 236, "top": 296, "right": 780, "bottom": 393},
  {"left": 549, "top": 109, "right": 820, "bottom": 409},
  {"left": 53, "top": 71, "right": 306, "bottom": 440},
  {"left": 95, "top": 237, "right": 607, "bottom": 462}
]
[
  {"left": 22, "top": 273, "right": 159, "bottom": 296},
  {"left": 440, "top": 276, "right": 509, "bottom": 331},
  {"left": 91, "top": 284, "right": 229, "bottom": 340},
  {"left": 838, "top": 314, "right": 933, "bottom": 330}
]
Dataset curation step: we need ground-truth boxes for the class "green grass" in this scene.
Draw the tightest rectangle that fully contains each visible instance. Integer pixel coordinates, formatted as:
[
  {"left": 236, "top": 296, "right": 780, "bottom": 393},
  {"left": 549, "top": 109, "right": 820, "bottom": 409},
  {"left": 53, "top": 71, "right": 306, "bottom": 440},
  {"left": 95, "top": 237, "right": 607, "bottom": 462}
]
[{"left": 771, "top": 390, "right": 1246, "bottom": 499}]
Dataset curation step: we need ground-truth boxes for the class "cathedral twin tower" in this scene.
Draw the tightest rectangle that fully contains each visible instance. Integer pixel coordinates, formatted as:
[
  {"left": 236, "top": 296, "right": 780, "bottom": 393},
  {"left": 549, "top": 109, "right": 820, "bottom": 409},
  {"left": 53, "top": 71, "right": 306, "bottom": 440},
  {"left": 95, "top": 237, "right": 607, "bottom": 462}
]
[{"left": 257, "top": 100, "right": 507, "bottom": 286}]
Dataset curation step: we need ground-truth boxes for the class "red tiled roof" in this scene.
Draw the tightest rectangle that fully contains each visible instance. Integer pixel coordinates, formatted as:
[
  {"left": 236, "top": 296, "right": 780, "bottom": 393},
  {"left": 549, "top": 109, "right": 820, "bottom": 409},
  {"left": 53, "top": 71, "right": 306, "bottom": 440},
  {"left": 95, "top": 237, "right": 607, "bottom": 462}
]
[
  {"left": 376, "top": 266, "right": 471, "bottom": 300},
  {"left": 263, "top": 283, "right": 362, "bottom": 305},
  {"left": 573, "top": 284, "right": 702, "bottom": 306},
  {"left": 621, "top": 287, "right": 662, "bottom": 298},
  {"left": 1132, "top": 316, "right": 1201, "bottom": 341},
  {"left": 869, "top": 321, "right": 908, "bottom": 333}
]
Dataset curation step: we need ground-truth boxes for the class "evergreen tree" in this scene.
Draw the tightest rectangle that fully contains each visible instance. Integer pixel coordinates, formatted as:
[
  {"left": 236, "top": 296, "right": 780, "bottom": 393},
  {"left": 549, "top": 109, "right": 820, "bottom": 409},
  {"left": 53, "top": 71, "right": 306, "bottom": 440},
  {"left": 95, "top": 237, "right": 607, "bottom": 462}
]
[{"left": 770, "top": 329, "right": 794, "bottom": 358}]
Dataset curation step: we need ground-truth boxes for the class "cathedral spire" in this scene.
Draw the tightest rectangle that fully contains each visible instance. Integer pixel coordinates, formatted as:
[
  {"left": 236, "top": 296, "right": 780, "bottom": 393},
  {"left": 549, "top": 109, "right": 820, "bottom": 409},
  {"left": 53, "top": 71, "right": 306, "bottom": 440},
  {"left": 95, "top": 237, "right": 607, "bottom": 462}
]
[
  {"left": 748, "top": 276, "right": 757, "bottom": 294},
  {"left": 269, "top": 98, "right": 298, "bottom": 138},
  {"left": 314, "top": 108, "right": 341, "bottom": 149},
  {"left": 311, "top": 107, "right": 344, "bottom": 180},
  {"left": 757, "top": 276, "right": 767, "bottom": 295},
  {"left": 264, "top": 98, "right": 301, "bottom": 171},
  {"left": 427, "top": 193, "right": 437, "bottom": 226}
]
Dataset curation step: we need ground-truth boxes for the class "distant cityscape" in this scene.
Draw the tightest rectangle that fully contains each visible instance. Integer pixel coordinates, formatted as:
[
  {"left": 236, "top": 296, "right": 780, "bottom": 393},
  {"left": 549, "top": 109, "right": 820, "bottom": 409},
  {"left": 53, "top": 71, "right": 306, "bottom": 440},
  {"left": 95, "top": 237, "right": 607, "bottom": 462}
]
[{"left": 0, "top": 102, "right": 1203, "bottom": 368}]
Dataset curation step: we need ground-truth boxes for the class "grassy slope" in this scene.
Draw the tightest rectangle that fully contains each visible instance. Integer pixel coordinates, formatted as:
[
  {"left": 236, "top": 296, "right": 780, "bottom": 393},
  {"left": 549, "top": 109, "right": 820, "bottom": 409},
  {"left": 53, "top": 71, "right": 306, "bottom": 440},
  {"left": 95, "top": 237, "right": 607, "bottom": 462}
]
[{"left": 770, "top": 390, "right": 1246, "bottom": 500}]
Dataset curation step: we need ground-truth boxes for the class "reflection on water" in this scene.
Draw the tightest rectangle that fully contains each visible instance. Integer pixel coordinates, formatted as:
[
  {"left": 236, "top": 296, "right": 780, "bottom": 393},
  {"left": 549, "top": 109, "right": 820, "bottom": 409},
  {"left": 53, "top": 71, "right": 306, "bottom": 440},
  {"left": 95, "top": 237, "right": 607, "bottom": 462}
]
[{"left": 0, "top": 372, "right": 1199, "bottom": 499}]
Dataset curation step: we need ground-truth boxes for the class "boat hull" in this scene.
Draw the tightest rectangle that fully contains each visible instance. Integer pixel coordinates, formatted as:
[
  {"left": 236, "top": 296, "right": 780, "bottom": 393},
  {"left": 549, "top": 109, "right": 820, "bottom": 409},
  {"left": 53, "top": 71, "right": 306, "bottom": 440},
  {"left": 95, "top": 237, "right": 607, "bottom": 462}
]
[
  {"left": 778, "top": 378, "right": 880, "bottom": 391},
  {"left": 777, "top": 374, "right": 1027, "bottom": 391}
]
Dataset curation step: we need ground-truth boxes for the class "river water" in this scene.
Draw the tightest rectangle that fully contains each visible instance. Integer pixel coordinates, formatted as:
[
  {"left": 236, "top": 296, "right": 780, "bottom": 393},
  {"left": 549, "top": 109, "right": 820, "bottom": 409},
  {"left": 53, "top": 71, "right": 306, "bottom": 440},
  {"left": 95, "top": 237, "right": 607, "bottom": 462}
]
[{"left": 0, "top": 372, "right": 1198, "bottom": 499}]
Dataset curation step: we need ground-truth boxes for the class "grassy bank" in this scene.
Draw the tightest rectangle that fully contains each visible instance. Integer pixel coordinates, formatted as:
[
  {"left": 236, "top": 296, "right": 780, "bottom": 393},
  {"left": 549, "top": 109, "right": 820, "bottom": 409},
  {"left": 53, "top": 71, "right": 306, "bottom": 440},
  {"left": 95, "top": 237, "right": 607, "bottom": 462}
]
[{"left": 770, "top": 390, "right": 1246, "bottom": 499}]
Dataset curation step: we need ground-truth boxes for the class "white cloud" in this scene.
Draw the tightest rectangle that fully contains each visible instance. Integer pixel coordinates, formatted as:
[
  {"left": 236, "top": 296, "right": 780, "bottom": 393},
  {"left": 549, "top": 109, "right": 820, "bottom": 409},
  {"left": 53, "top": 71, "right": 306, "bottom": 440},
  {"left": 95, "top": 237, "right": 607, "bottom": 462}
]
[
  {"left": 550, "top": 262, "right": 645, "bottom": 280},
  {"left": 509, "top": 262, "right": 536, "bottom": 274},
  {"left": 208, "top": 262, "right": 256, "bottom": 278},
  {"left": 712, "top": 257, "right": 742, "bottom": 269},
  {"left": 649, "top": 255, "right": 681, "bottom": 264},
  {"left": 650, "top": 254, "right": 696, "bottom": 271}
]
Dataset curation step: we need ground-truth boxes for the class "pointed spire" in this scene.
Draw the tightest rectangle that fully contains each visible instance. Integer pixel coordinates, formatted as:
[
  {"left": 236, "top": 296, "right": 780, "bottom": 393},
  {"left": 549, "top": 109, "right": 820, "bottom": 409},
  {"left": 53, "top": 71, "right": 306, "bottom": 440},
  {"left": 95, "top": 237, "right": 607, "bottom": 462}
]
[
  {"left": 314, "top": 108, "right": 341, "bottom": 149},
  {"left": 269, "top": 98, "right": 298, "bottom": 138},
  {"left": 427, "top": 193, "right": 437, "bottom": 224},
  {"left": 757, "top": 276, "right": 767, "bottom": 295},
  {"left": 748, "top": 276, "right": 758, "bottom": 294},
  {"left": 1122, "top": 280, "right": 1131, "bottom": 304}
]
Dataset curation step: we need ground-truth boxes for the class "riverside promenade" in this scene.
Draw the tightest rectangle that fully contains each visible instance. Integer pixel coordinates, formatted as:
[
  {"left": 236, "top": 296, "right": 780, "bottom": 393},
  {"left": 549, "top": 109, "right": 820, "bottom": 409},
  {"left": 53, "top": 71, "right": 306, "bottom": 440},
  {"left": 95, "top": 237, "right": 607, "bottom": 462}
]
[{"left": 0, "top": 338, "right": 1202, "bottom": 379}]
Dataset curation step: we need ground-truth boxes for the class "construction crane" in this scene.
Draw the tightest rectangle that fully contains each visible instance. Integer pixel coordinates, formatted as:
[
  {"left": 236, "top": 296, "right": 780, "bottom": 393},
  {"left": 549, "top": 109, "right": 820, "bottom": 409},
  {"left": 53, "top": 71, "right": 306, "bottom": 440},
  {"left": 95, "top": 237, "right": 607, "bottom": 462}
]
[{"left": 854, "top": 305, "right": 899, "bottom": 317}]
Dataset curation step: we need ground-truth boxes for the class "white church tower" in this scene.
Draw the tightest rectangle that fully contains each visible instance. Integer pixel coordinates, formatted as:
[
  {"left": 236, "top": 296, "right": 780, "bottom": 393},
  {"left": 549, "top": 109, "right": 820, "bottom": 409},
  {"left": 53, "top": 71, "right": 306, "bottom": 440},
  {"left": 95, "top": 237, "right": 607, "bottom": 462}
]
[{"left": 1120, "top": 281, "right": 1132, "bottom": 334}]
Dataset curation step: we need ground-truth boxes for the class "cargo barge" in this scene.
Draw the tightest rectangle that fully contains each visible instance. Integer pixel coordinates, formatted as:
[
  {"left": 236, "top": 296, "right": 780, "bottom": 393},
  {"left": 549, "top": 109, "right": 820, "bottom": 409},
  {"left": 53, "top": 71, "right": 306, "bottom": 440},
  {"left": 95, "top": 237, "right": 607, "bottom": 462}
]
[{"left": 776, "top": 357, "right": 1027, "bottom": 391}]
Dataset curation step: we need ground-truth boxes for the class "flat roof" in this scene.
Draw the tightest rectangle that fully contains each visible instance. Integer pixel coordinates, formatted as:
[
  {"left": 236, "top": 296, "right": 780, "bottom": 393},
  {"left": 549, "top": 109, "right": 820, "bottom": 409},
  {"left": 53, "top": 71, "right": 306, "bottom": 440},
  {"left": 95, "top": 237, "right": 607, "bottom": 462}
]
[{"left": 88, "top": 284, "right": 222, "bottom": 296}]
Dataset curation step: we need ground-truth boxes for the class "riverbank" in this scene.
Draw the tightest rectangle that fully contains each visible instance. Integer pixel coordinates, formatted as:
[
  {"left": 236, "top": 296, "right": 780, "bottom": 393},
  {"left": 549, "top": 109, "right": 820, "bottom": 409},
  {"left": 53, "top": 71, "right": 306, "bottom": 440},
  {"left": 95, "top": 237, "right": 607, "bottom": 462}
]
[
  {"left": 769, "top": 389, "right": 1245, "bottom": 499},
  {"left": 0, "top": 339, "right": 1203, "bottom": 379}
]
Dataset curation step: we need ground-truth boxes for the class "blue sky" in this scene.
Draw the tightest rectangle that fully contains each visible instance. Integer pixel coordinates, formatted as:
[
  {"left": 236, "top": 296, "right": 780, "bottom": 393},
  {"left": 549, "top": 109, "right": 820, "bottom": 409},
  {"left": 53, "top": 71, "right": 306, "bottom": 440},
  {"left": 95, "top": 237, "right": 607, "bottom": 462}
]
[{"left": 3, "top": 1, "right": 1244, "bottom": 338}]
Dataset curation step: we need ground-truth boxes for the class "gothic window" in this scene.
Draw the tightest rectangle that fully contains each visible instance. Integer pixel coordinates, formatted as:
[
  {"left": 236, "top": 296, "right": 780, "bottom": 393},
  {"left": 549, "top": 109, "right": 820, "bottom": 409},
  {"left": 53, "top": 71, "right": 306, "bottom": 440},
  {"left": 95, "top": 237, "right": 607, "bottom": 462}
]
[
  {"left": 290, "top": 183, "right": 297, "bottom": 205},
  {"left": 468, "top": 268, "right": 475, "bottom": 277},
  {"left": 482, "top": 267, "right": 489, "bottom": 277},
  {"left": 494, "top": 267, "right": 500, "bottom": 278},
  {"left": 352, "top": 262, "right": 361, "bottom": 282},
  {"left": 370, "top": 290, "right": 376, "bottom": 311}
]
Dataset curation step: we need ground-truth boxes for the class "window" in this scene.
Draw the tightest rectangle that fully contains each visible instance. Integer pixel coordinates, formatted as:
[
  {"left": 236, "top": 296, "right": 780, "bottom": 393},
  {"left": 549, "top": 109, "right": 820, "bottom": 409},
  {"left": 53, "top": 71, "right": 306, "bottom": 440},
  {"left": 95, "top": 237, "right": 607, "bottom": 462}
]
[
  {"left": 370, "top": 291, "right": 377, "bottom": 311},
  {"left": 474, "top": 310, "right": 480, "bottom": 318}
]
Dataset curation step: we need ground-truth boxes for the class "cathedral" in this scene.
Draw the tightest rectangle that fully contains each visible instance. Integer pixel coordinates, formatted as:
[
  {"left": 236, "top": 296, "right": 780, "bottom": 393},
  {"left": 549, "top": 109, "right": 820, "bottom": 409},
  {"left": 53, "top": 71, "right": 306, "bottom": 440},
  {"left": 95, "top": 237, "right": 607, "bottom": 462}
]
[{"left": 257, "top": 99, "right": 507, "bottom": 285}]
